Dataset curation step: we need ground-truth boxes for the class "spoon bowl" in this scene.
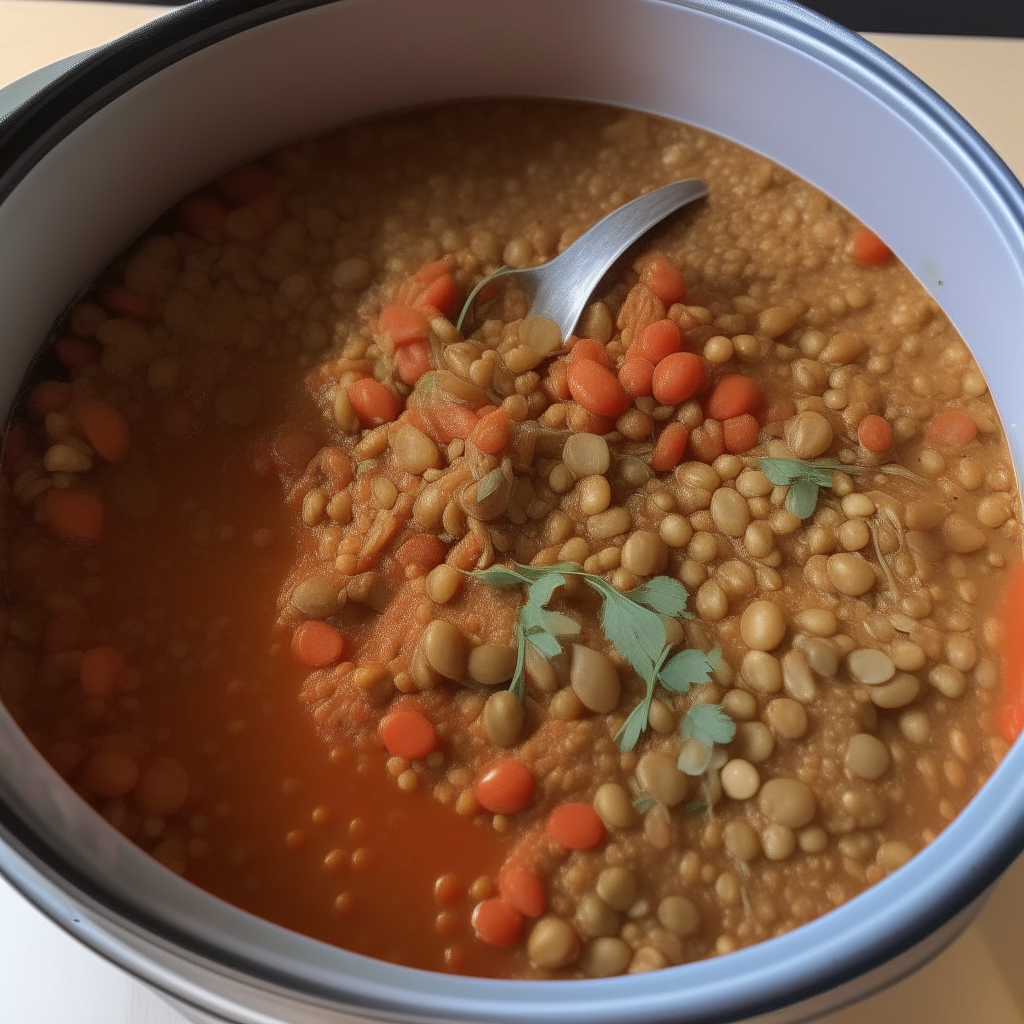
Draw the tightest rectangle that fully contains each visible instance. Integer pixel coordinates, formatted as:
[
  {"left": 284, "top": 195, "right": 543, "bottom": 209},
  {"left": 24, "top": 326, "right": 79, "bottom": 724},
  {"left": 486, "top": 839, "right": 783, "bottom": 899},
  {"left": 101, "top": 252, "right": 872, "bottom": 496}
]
[{"left": 458, "top": 178, "right": 707, "bottom": 337}]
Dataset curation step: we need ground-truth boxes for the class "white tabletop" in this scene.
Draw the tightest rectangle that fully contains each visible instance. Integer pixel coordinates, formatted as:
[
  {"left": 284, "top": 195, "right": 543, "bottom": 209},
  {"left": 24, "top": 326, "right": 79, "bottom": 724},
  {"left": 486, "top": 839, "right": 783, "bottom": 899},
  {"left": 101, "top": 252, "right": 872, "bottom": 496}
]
[{"left": 0, "top": 4, "right": 1023, "bottom": 1022}]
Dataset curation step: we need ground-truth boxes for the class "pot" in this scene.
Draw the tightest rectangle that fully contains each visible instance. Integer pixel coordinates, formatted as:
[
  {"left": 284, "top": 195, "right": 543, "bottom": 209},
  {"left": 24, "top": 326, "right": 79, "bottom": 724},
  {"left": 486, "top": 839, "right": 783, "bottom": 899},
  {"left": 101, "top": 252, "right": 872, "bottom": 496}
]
[{"left": 0, "top": 2, "right": 1023, "bottom": 1022}]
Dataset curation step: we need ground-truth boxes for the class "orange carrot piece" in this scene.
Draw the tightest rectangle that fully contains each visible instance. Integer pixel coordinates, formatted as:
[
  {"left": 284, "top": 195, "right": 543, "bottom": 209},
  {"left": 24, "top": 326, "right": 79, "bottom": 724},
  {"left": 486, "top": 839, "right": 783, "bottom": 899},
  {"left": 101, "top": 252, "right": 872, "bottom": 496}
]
[
  {"left": 858, "top": 414, "right": 893, "bottom": 453},
  {"left": 446, "top": 528, "right": 484, "bottom": 571},
  {"left": 651, "top": 422, "right": 689, "bottom": 472},
  {"left": 723, "top": 413, "right": 760, "bottom": 453},
  {"left": 395, "top": 341, "right": 432, "bottom": 385},
  {"left": 415, "top": 259, "right": 451, "bottom": 284},
  {"left": 80, "top": 646, "right": 128, "bottom": 699},
  {"left": 54, "top": 336, "right": 100, "bottom": 368},
  {"left": 379, "top": 707, "right": 436, "bottom": 759},
  {"left": 632, "top": 319, "right": 681, "bottom": 364},
  {"left": 568, "top": 338, "right": 610, "bottom": 367},
  {"left": 43, "top": 489, "right": 104, "bottom": 543},
  {"left": 216, "top": 164, "right": 278, "bottom": 205},
  {"left": 379, "top": 304, "right": 431, "bottom": 347},
  {"left": 498, "top": 864, "right": 545, "bottom": 918},
  {"left": 547, "top": 803, "right": 606, "bottom": 850},
  {"left": 996, "top": 562, "right": 1024, "bottom": 742},
  {"left": 178, "top": 194, "right": 227, "bottom": 239},
  {"left": 688, "top": 418, "right": 725, "bottom": 464},
  {"left": 641, "top": 254, "right": 687, "bottom": 305},
  {"left": 75, "top": 397, "right": 131, "bottom": 463},
  {"left": 348, "top": 378, "right": 400, "bottom": 426},
  {"left": 761, "top": 397, "right": 796, "bottom": 425},
  {"left": 926, "top": 410, "right": 977, "bottom": 448},
  {"left": 415, "top": 273, "right": 458, "bottom": 317},
  {"left": 567, "top": 360, "right": 631, "bottom": 418},
  {"left": 849, "top": 226, "right": 891, "bottom": 266},
  {"left": 651, "top": 352, "right": 707, "bottom": 405},
  {"left": 474, "top": 759, "right": 535, "bottom": 814},
  {"left": 470, "top": 407, "right": 511, "bottom": 455},
  {"left": 27, "top": 381, "right": 73, "bottom": 419},
  {"left": 292, "top": 621, "right": 345, "bottom": 668},
  {"left": 396, "top": 534, "right": 449, "bottom": 571},
  {"left": 618, "top": 357, "right": 655, "bottom": 399},
  {"left": 705, "top": 374, "right": 761, "bottom": 420},
  {"left": 471, "top": 898, "right": 523, "bottom": 947}
]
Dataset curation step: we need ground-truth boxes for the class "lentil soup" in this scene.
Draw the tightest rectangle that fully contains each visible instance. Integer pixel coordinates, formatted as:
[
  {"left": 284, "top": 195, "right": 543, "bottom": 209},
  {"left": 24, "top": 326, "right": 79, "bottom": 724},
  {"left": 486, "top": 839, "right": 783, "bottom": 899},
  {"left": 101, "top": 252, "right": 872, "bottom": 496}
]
[{"left": 1, "top": 100, "right": 1019, "bottom": 979}]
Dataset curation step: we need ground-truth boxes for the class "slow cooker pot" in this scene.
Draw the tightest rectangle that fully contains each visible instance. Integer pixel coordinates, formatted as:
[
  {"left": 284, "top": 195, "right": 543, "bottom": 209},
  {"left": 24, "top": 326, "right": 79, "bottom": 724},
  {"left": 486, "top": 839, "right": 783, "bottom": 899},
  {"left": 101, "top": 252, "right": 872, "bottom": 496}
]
[{"left": 1, "top": 1, "right": 1023, "bottom": 1022}]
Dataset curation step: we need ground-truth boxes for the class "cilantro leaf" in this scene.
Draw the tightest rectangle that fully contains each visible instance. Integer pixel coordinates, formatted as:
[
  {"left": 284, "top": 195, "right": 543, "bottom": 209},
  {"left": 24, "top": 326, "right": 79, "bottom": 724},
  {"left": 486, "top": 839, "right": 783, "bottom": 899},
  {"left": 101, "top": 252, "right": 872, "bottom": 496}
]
[
  {"left": 627, "top": 576, "right": 692, "bottom": 619},
  {"left": 586, "top": 576, "right": 664, "bottom": 680},
  {"left": 658, "top": 647, "right": 720, "bottom": 694},
  {"left": 456, "top": 265, "right": 515, "bottom": 333},
  {"left": 469, "top": 565, "right": 529, "bottom": 588},
  {"left": 525, "top": 627, "right": 562, "bottom": 658},
  {"left": 508, "top": 623, "right": 527, "bottom": 701},
  {"left": 613, "top": 695, "right": 652, "bottom": 752},
  {"left": 686, "top": 800, "right": 709, "bottom": 814},
  {"left": 680, "top": 703, "right": 736, "bottom": 747},
  {"left": 785, "top": 476, "right": 820, "bottom": 519},
  {"left": 633, "top": 794, "right": 657, "bottom": 814},
  {"left": 758, "top": 457, "right": 806, "bottom": 486}
]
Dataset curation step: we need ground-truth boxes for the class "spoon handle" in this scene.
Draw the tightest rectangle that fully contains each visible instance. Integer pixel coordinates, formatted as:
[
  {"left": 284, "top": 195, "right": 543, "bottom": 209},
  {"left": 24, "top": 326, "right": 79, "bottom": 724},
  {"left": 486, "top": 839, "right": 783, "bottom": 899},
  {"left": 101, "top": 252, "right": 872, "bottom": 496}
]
[{"left": 524, "top": 178, "right": 707, "bottom": 336}]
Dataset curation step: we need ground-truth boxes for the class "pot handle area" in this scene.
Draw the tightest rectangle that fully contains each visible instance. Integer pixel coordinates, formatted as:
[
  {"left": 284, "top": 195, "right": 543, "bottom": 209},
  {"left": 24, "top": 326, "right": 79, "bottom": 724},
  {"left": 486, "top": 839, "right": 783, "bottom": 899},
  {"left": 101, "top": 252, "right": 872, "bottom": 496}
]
[{"left": 0, "top": 51, "right": 95, "bottom": 125}]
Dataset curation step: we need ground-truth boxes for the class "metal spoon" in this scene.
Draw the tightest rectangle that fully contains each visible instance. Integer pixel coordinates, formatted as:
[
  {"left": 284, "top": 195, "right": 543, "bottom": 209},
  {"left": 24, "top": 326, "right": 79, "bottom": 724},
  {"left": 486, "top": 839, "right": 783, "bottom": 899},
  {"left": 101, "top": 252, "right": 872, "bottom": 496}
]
[{"left": 458, "top": 178, "right": 707, "bottom": 338}]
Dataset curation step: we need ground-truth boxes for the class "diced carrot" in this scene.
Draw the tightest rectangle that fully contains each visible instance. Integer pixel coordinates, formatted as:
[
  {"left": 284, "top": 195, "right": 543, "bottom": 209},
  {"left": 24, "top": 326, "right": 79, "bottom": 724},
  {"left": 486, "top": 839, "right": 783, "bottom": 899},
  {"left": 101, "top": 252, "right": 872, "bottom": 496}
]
[
  {"left": 320, "top": 448, "right": 353, "bottom": 488},
  {"left": 379, "top": 707, "right": 436, "bottom": 759},
  {"left": 348, "top": 378, "right": 400, "bottom": 426},
  {"left": 27, "top": 381, "right": 73, "bottom": 420},
  {"left": 80, "top": 646, "right": 128, "bottom": 699},
  {"left": 292, "top": 621, "right": 345, "bottom": 668},
  {"left": 446, "top": 528, "right": 485, "bottom": 571},
  {"left": 567, "top": 360, "right": 631, "bottom": 418},
  {"left": 423, "top": 400, "right": 479, "bottom": 444},
  {"left": 651, "top": 352, "right": 707, "bottom": 405},
  {"left": 688, "top": 418, "right": 725, "bottom": 463},
  {"left": 100, "top": 287, "right": 156, "bottom": 321},
  {"left": 547, "top": 803, "right": 606, "bottom": 850},
  {"left": 723, "top": 413, "right": 760, "bottom": 453},
  {"left": 414, "top": 273, "right": 457, "bottom": 317},
  {"left": 42, "top": 489, "right": 104, "bottom": 543},
  {"left": 632, "top": 319, "right": 681, "bottom": 364},
  {"left": 380, "top": 304, "right": 431, "bottom": 347},
  {"left": 497, "top": 864, "right": 545, "bottom": 918},
  {"left": 470, "top": 407, "right": 511, "bottom": 455},
  {"left": 926, "top": 410, "right": 977, "bottom": 449},
  {"left": 641, "top": 254, "right": 687, "bottom": 305},
  {"left": 858, "top": 414, "right": 893, "bottom": 453},
  {"left": 178, "top": 194, "right": 228, "bottom": 239},
  {"left": 618, "top": 358, "right": 655, "bottom": 399},
  {"left": 54, "top": 336, "right": 100, "bottom": 368},
  {"left": 568, "top": 338, "right": 610, "bottom": 367},
  {"left": 415, "top": 259, "right": 451, "bottom": 284},
  {"left": 474, "top": 759, "right": 535, "bottom": 814},
  {"left": 849, "top": 226, "right": 891, "bottom": 266},
  {"left": 705, "top": 374, "right": 761, "bottom": 420},
  {"left": 396, "top": 534, "right": 449, "bottom": 571},
  {"left": 395, "top": 341, "right": 432, "bottom": 385},
  {"left": 471, "top": 898, "right": 523, "bottom": 947},
  {"left": 75, "top": 397, "right": 131, "bottom": 463},
  {"left": 216, "top": 164, "right": 278, "bottom": 205},
  {"left": 651, "top": 422, "right": 690, "bottom": 472},
  {"left": 996, "top": 562, "right": 1024, "bottom": 742}
]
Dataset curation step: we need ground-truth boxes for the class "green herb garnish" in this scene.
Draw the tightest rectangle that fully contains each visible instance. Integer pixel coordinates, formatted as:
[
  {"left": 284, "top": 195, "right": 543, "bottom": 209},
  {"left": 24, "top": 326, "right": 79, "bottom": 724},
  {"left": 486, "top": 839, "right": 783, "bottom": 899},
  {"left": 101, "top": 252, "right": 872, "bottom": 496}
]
[
  {"left": 675, "top": 703, "right": 737, "bottom": 776},
  {"left": 686, "top": 800, "right": 709, "bottom": 814},
  {"left": 633, "top": 794, "right": 657, "bottom": 814},
  {"left": 455, "top": 265, "right": 515, "bottom": 333},
  {"left": 757, "top": 456, "right": 852, "bottom": 519},
  {"left": 468, "top": 562, "right": 730, "bottom": 764}
]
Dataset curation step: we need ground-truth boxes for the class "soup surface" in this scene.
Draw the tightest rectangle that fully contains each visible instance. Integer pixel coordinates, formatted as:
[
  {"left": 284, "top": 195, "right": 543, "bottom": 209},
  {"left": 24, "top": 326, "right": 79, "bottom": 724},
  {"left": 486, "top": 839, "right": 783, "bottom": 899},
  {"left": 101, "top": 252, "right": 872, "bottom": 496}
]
[{"left": 1, "top": 101, "right": 1020, "bottom": 979}]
